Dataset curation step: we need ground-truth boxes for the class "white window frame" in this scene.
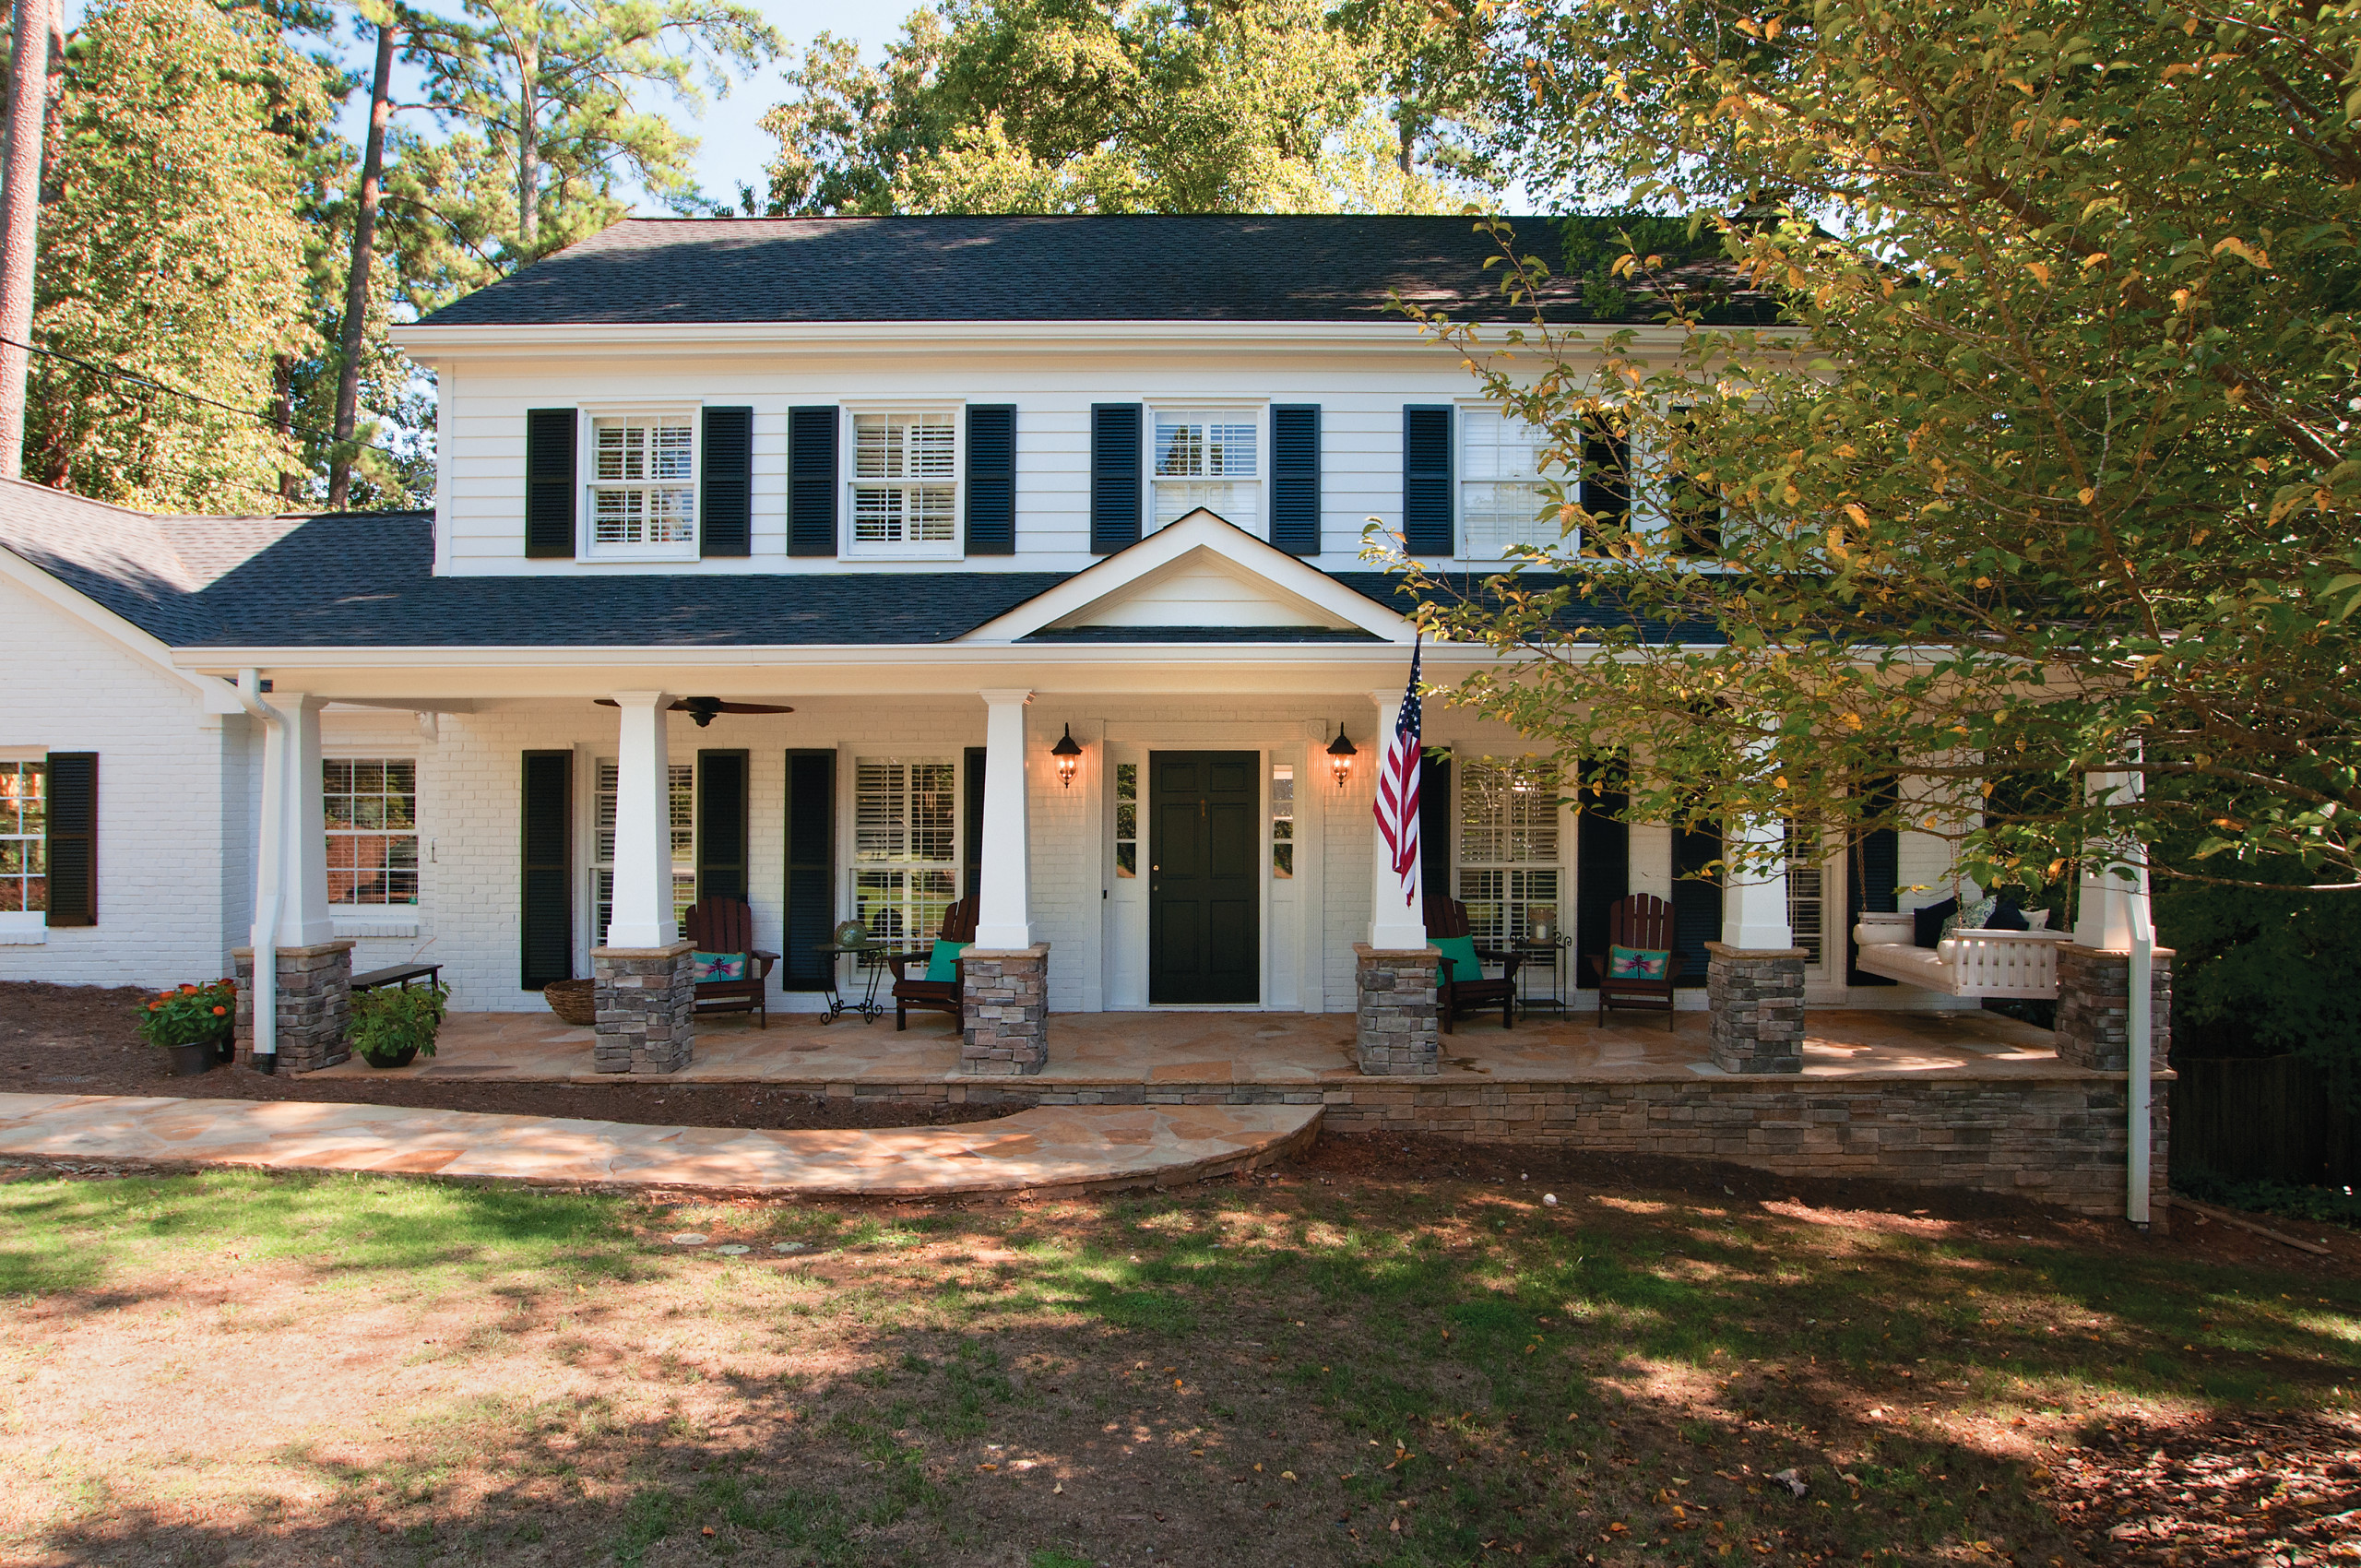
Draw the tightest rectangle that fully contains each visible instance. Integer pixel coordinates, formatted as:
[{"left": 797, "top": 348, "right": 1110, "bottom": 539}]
[
  {"left": 1148, "top": 403, "right": 1264, "bottom": 536},
  {"left": 842, "top": 404, "right": 963, "bottom": 561},
  {"left": 0, "top": 754, "right": 45, "bottom": 943},
  {"left": 579, "top": 406, "right": 699, "bottom": 563},
  {"left": 850, "top": 755, "right": 960, "bottom": 945},
  {"left": 324, "top": 755, "right": 421, "bottom": 909},
  {"left": 1454, "top": 754, "right": 1564, "bottom": 946},
  {"left": 1457, "top": 402, "right": 1561, "bottom": 564}
]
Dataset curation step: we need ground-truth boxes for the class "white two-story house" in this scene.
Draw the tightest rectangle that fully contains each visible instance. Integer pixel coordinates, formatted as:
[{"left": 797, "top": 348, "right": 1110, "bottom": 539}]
[{"left": 2, "top": 214, "right": 2035, "bottom": 1076}]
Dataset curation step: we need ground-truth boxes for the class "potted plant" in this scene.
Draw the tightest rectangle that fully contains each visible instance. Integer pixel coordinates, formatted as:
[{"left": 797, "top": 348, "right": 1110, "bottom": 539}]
[
  {"left": 137, "top": 980, "right": 235, "bottom": 1076},
  {"left": 350, "top": 980, "right": 448, "bottom": 1069}
]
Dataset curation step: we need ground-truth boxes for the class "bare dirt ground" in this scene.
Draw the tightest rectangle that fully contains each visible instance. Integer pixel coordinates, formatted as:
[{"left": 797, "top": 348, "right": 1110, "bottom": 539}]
[{"left": 0, "top": 981, "right": 1002, "bottom": 1131}]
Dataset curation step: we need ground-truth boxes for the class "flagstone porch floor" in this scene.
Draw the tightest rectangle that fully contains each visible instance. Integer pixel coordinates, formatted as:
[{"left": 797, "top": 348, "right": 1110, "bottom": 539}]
[{"left": 311, "top": 1004, "right": 2066, "bottom": 1087}]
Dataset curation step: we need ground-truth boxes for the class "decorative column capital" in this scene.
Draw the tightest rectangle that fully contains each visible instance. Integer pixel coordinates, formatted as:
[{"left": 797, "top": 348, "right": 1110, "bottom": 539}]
[
  {"left": 977, "top": 687, "right": 1034, "bottom": 707},
  {"left": 606, "top": 688, "right": 671, "bottom": 709}
]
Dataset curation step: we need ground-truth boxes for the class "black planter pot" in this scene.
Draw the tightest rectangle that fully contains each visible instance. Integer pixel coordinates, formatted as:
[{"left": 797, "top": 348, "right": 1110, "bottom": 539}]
[
  {"left": 361, "top": 1045, "right": 420, "bottom": 1070},
  {"left": 168, "top": 1042, "right": 213, "bottom": 1076}
]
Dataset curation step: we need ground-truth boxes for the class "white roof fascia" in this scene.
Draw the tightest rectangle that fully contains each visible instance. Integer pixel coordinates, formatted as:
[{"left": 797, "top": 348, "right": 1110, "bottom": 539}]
[
  {"left": 961, "top": 510, "right": 1419, "bottom": 645},
  {"left": 0, "top": 545, "right": 240, "bottom": 711}
]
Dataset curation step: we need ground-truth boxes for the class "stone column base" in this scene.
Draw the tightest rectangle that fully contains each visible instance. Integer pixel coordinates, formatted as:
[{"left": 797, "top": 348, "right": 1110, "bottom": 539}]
[
  {"left": 1355, "top": 944, "right": 1440, "bottom": 1075},
  {"left": 232, "top": 940, "right": 356, "bottom": 1073},
  {"left": 1705, "top": 942, "right": 1808, "bottom": 1074},
  {"left": 2055, "top": 944, "right": 2174, "bottom": 1072},
  {"left": 962, "top": 944, "right": 1050, "bottom": 1075},
  {"left": 592, "top": 941, "right": 696, "bottom": 1074}
]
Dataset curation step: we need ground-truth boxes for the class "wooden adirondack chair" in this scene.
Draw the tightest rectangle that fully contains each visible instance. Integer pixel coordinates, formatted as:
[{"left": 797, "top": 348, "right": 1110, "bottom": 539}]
[
  {"left": 1583, "top": 894, "right": 1683, "bottom": 1028},
  {"left": 682, "top": 897, "right": 778, "bottom": 1029},
  {"left": 887, "top": 898, "right": 979, "bottom": 1031},
  {"left": 1424, "top": 896, "right": 1524, "bottom": 1033}
]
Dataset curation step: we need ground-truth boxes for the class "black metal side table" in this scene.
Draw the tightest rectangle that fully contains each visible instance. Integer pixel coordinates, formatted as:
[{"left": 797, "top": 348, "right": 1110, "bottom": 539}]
[
  {"left": 813, "top": 942, "right": 907, "bottom": 1023},
  {"left": 1513, "top": 935, "right": 1571, "bottom": 1014}
]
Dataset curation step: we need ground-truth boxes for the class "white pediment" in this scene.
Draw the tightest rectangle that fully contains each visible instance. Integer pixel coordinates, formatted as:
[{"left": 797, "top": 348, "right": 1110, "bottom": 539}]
[{"left": 962, "top": 510, "right": 1418, "bottom": 643}]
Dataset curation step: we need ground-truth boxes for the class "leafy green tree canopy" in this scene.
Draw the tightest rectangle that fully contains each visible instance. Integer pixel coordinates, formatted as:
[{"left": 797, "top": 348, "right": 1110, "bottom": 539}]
[
  {"left": 1388, "top": 0, "right": 2361, "bottom": 893},
  {"left": 757, "top": 0, "right": 1500, "bottom": 215}
]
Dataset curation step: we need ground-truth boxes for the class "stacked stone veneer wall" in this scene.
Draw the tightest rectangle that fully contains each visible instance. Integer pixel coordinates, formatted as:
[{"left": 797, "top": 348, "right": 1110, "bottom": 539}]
[
  {"left": 592, "top": 943, "right": 694, "bottom": 1074},
  {"left": 1705, "top": 944, "right": 1808, "bottom": 1074},
  {"left": 961, "top": 946, "right": 1049, "bottom": 1075},
  {"left": 1355, "top": 944, "right": 1439, "bottom": 1075},
  {"left": 762, "top": 1069, "right": 2168, "bottom": 1219},
  {"left": 231, "top": 941, "right": 353, "bottom": 1073},
  {"left": 2055, "top": 944, "right": 2173, "bottom": 1073}
]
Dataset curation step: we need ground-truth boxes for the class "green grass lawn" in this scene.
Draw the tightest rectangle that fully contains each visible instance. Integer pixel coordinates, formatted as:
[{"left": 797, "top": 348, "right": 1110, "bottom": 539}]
[{"left": 2, "top": 1147, "right": 2355, "bottom": 1566}]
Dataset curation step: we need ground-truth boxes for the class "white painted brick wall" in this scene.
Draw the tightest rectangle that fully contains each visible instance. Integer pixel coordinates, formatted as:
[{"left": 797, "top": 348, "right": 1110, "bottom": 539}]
[{"left": 0, "top": 581, "right": 255, "bottom": 988}]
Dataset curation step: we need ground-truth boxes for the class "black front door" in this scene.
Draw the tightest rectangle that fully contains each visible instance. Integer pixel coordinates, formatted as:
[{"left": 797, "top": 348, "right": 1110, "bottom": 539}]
[{"left": 1148, "top": 751, "right": 1260, "bottom": 1004}]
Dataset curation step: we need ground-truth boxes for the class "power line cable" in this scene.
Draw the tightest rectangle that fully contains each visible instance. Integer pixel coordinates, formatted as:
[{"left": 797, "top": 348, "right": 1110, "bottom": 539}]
[{"left": 0, "top": 333, "right": 425, "bottom": 466}]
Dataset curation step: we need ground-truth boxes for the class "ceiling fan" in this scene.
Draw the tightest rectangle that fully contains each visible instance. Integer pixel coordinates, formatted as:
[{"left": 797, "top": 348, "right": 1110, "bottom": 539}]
[{"left": 593, "top": 696, "right": 795, "bottom": 729}]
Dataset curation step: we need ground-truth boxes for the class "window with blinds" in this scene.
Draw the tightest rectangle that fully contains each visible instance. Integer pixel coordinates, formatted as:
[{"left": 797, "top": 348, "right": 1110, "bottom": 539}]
[
  {"left": 593, "top": 760, "right": 695, "bottom": 943},
  {"left": 848, "top": 411, "right": 958, "bottom": 553},
  {"left": 1153, "top": 410, "right": 1259, "bottom": 532},
  {"left": 1787, "top": 820, "right": 1826, "bottom": 966},
  {"left": 854, "top": 758, "right": 957, "bottom": 944},
  {"left": 1459, "top": 409, "right": 1555, "bottom": 560},
  {"left": 587, "top": 414, "right": 695, "bottom": 555},
  {"left": 1456, "top": 755, "right": 1561, "bottom": 945}
]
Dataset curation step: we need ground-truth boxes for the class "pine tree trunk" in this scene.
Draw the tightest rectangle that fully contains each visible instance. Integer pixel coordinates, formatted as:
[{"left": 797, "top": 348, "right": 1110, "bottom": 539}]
[
  {"left": 328, "top": 17, "right": 397, "bottom": 510},
  {"left": 0, "top": 0, "right": 52, "bottom": 481},
  {"left": 516, "top": 34, "right": 538, "bottom": 251}
]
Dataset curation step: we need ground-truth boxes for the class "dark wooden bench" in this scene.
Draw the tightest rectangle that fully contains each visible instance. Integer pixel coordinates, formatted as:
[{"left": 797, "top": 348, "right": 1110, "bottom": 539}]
[{"left": 351, "top": 962, "right": 443, "bottom": 993}]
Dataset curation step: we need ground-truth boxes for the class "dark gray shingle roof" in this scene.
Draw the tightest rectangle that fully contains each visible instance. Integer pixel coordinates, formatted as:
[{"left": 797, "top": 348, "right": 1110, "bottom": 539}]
[{"left": 414, "top": 215, "right": 1656, "bottom": 328}]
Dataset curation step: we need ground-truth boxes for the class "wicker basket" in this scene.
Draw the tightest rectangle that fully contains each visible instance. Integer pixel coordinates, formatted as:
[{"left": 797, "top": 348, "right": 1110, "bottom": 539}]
[{"left": 542, "top": 977, "right": 598, "bottom": 1028}]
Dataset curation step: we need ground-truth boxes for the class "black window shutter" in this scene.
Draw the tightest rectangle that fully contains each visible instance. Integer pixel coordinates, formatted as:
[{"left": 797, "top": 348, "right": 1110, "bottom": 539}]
[
  {"left": 519, "top": 751, "right": 571, "bottom": 987},
  {"left": 1846, "top": 831, "right": 1901, "bottom": 987},
  {"left": 963, "top": 745, "right": 988, "bottom": 901},
  {"left": 1090, "top": 403, "right": 1142, "bottom": 553},
  {"left": 1402, "top": 405, "right": 1453, "bottom": 554},
  {"left": 789, "top": 406, "right": 838, "bottom": 557},
  {"left": 1672, "top": 823, "right": 1722, "bottom": 988},
  {"left": 42, "top": 752, "right": 95, "bottom": 927},
  {"left": 781, "top": 749, "right": 836, "bottom": 990},
  {"left": 1574, "top": 780, "right": 1629, "bottom": 989},
  {"left": 701, "top": 406, "right": 753, "bottom": 558},
  {"left": 1418, "top": 751, "right": 1451, "bottom": 901},
  {"left": 525, "top": 408, "right": 577, "bottom": 559},
  {"left": 695, "top": 749, "right": 749, "bottom": 905},
  {"left": 1270, "top": 404, "right": 1321, "bottom": 555},
  {"left": 1581, "top": 414, "right": 1631, "bottom": 536},
  {"left": 967, "top": 404, "right": 1015, "bottom": 555}
]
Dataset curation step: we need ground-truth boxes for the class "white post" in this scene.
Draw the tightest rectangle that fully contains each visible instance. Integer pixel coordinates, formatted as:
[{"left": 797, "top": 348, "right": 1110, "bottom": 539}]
[
  {"left": 1719, "top": 814, "right": 1794, "bottom": 950},
  {"left": 975, "top": 688, "right": 1034, "bottom": 950},
  {"left": 1367, "top": 688, "right": 1427, "bottom": 951},
  {"left": 2077, "top": 766, "right": 2156, "bottom": 1226},
  {"left": 274, "top": 692, "right": 334, "bottom": 947},
  {"left": 2074, "top": 768, "right": 2144, "bottom": 951},
  {"left": 604, "top": 691, "right": 677, "bottom": 949}
]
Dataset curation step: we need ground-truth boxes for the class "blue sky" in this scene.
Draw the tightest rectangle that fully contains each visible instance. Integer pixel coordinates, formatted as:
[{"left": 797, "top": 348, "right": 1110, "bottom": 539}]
[{"left": 683, "top": 0, "right": 908, "bottom": 209}]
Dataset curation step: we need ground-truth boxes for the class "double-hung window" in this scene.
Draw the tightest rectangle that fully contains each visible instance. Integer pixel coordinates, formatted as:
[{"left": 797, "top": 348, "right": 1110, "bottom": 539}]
[
  {"left": 848, "top": 410, "right": 957, "bottom": 555},
  {"left": 1460, "top": 409, "right": 1556, "bottom": 560},
  {"left": 1456, "top": 756, "right": 1561, "bottom": 945},
  {"left": 1152, "top": 409, "right": 1259, "bottom": 532},
  {"left": 853, "top": 758, "right": 957, "bottom": 944},
  {"left": 593, "top": 760, "right": 695, "bottom": 943},
  {"left": 325, "top": 759, "right": 418, "bottom": 906},
  {"left": 1786, "top": 819, "right": 1826, "bottom": 968},
  {"left": 586, "top": 412, "right": 695, "bottom": 557},
  {"left": 0, "top": 759, "right": 42, "bottom": 913}
]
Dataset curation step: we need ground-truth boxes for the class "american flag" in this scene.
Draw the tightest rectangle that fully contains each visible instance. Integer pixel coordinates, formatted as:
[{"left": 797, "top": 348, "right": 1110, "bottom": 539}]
[{"left": 1372, "top": 636, "right": 1423, "bottom": 909}]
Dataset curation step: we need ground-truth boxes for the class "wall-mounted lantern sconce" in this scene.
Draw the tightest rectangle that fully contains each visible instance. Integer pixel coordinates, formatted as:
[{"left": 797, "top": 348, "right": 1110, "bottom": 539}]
[
  {"left": 1326, "top": 722, "right": 1357, "bottom": 790},
  {"left": 1051, "top": 724, "right": 1083, "bottom": 789}
]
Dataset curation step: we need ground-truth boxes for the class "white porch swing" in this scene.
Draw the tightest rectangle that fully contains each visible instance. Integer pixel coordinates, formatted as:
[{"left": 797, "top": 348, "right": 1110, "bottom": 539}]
[{"left": 1849, "top": 910, "right": 2070, "bottom": 998}]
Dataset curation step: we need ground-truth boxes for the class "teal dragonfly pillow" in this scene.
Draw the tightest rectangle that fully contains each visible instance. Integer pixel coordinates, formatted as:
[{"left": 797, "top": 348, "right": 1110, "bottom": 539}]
[
  {"left": 1607, "top": 944, "right": 1671, "bottom": 980},
  {"left": 692, "top": 951, "right": 746, "bottom": 982}
]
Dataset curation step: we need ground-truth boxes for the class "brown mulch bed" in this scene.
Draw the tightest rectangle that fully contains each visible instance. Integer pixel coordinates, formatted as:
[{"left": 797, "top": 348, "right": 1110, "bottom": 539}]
[{"left": 0, "top": 980, "right": 1002, "bottom": 1131}]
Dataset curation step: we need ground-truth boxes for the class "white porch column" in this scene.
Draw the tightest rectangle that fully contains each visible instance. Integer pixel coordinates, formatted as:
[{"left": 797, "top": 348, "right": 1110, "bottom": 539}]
[
  {"left": 1366, "top": 687, "right": 1427, "bottom": 951},
  {"left": 2074, "top": 768, "right": 2147, "bottom": 950},
  {"left": 604, "top": 690, "right": 677, "bottom": 949},
  {"left": 272, "top": 692, "right": 334, "bottom": 947},
  {"left": 974, "top": 688, "right": 1034, "bottom": 950},
  {"left": 1719, "top": 815, "right": 1793, "bottom": 950}
]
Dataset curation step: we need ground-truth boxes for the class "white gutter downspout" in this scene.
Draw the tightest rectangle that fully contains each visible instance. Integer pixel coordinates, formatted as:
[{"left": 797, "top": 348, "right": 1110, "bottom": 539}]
[
  {"left": 2127, "top": 860, "right": 2155, "bottom": 1229},
  {"left": 230, "top": 669, "right": 282, "bottom": 1074}
]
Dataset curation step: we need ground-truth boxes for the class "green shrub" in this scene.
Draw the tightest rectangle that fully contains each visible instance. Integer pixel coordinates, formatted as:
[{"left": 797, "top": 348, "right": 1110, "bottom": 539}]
[
  {"left": 350, "top": 980, "right": 447, "bottom": 1065},
  {"left": 135, "top": 979, "right": 235, "bottom": 1049},
  {"left": 2173, "top": 1166, "right": 2361, "bottom": 1229},
  {"left": 2155, "top": 879, "right": 2361, "bottom": 1109}
]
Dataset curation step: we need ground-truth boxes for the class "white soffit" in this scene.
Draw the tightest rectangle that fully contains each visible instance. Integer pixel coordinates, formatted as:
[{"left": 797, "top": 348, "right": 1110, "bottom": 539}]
[{"left": 961, "top": 510, "right": 1417, "bottom": 643}]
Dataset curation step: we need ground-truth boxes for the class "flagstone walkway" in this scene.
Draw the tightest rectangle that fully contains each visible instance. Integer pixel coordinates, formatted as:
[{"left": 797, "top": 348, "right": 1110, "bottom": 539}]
[{"left": 0, "top": 1093, "right": 1321, "bottom": 1198}]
